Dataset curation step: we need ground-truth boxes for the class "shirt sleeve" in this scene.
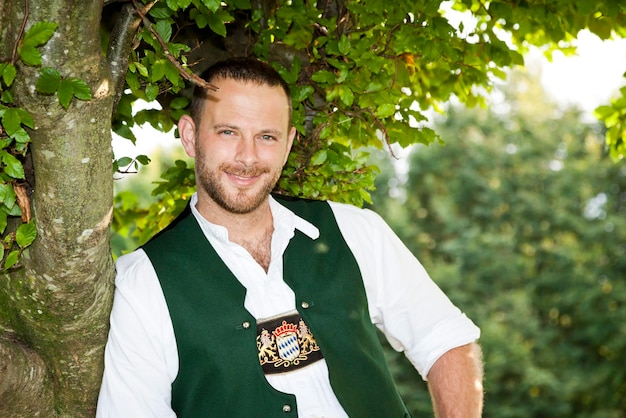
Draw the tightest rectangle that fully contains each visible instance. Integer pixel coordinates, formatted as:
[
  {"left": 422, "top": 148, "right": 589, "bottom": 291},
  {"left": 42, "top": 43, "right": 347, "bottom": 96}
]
[
  {"left": 329, "top": 202, "right": 480, "bottom": 380},
  {"left": 96, "top": 249, "right": 178, "bottom": 418}
]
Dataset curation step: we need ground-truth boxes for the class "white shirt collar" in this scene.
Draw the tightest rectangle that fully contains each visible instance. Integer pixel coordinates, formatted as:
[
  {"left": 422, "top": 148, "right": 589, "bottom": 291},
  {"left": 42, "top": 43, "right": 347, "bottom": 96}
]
[{"left": 189, "top": 193, "right": 320, "bottom": 242}]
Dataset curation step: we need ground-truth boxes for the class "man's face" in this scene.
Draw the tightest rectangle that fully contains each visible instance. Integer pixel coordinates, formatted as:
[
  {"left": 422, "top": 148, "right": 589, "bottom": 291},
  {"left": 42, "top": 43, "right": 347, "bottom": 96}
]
[{"left": 180, "top": 78, "right": 295, "bottom": 215}]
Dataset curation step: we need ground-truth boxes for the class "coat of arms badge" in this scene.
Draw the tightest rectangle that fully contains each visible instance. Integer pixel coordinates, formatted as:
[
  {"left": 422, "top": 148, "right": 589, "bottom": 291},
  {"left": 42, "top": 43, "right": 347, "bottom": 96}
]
[{"left": 256, "top": 310, "right": 324, "bottom": 374}]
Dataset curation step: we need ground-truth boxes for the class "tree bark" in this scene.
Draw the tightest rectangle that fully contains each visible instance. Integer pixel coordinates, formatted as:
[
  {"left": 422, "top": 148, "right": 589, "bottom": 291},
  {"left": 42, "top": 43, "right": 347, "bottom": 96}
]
[
  {"left": 0, "top": 329, "right": 55, "bottom": 417},
  {"left": 1, "top": 0, "right": 117, "bottom": 415}
]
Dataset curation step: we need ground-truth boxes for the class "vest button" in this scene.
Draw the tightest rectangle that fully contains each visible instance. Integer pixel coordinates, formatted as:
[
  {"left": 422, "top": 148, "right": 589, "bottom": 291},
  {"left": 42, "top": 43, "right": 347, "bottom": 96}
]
[
  {"left": 282, "top": 404, "right": 292, "bottom": 413},
  {"left": 242, "top": 321, "right": 250, "bottom": 329},
  {"left": 301, "top": 301, "right": 310, "bottom": 309}
]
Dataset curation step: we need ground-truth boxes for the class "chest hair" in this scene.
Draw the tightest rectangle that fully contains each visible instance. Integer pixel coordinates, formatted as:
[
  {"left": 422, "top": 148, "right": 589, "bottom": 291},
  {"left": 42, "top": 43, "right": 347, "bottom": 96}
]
[{"left": 238, "top": 227, "right": 273, "bottom": 272}]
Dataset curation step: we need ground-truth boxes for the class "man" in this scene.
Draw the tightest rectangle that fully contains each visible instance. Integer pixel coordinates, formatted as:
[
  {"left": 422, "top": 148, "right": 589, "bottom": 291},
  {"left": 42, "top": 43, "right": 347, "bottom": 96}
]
[{"left": 97, "top": 57, "right": 483, "bottom": 417}]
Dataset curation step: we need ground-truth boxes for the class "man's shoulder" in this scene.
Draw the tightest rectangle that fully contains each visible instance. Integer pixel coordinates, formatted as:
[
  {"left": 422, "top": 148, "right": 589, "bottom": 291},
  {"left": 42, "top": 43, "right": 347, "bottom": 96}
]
[
  {"left": 114, "top": 248, "right": 153, "bottom": 287},
  {"left": 272, "top": 193, "right": 331, "bottom": 219},
  {"left": 272, "top": 193, "right": 329, "bottom": 207},
  {"left": 273, "top": 193, "right": 384, "bottom": 225}
]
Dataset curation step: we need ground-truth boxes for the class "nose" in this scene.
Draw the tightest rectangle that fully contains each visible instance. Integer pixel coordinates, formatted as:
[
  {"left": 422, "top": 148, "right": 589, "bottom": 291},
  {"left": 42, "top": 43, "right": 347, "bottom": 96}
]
[{"left": 234, "top": 137, "right": 259, "bottom": 166}]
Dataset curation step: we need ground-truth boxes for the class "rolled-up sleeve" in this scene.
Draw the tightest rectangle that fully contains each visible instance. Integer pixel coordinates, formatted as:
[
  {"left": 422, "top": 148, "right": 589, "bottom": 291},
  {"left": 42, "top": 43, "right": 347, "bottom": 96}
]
[{"left": 329, "top": 202, "right": 480, "bottom": 380}]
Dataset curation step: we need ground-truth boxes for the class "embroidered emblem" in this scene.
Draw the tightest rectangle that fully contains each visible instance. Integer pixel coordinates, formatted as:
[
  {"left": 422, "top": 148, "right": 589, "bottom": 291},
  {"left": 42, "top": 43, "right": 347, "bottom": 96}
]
[
  {"left": 256, "top": 311, "right": 323, "bottom": 374},
  {"left": 274, "top": 321, "right": 301, "bottom": 361}
]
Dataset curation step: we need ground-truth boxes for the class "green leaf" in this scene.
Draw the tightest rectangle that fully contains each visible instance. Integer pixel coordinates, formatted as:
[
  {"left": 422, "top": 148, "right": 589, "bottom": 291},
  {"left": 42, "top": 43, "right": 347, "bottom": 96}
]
[
  {"left": 10, "top": 128, "right": 30, "bottom": 144},
  {"left": 339, "top": 86, "right": 355, "bottom": 107},
  {"left": 151, "top": 60, "right": 167, "bottom": 82},
  {"left": 1, "top": 90, "right": 14, "bottom": 104},
  {"left": 192, "top": 11, "right": 210, "bottom": 28},
  {"left": 208, "top": 14, "right": 227, "bottom": 37},
  {"left": 16, "top": 221, "right": 37, "bottom": 248},
  {"left": 4, "top": 250, "right": 19, "bottom": 270},
  {"left": 593, "top": 105, "right": 616, "bottom": 120},
  {"left": 126, "top": 71, "right": 141, "bottom": 92},
  {"left": 68, "top": 78, "right": 92, "bottom": 100},
  {"left": 58, "top": 79, "right": 74, "bottom": 109},
  {"left": 338, "top": 35, "right": 351, "bottom": 55},
  {"left": 117, "top": 156, "right": 133, "bottom": 167},
  {"left": 2, "top": 63, "right": 17, "bottom": 86},
  {"left": 375, "top": 103, "right": 396, "bottom": 118},
  {"left": 310, "top": 149, "right": 328, "bottom": 165},
  {"left": 166, "top": 0, "right": 180, "bottom": 10},
  {"left": 1, "top": 151, "right": 25, "bottom": 179},
  {"left": 1, "top": 108, "right": 21, "bottom": 136},
  {"left": 149, "top": 3, "right": 174, "bottom": 18},
  {"left": 22, "top": 21, "right": 57, "bottom": 47},
  {"left": 0, "top": 183, "right": 15, "bottom": 207},
  {"left": 167, "top": 42, "right": 190, "bottom": 58},
  {"left": 311, "top": 70, "right": 336, "bottom": 84},
  {"left": 17, "top": 109, "right": 34, "bottom": 129},
  {"left": 135, "top": 62, "right": 149, "bottom": 78},
  {"left": 155, "top": 21, "right": 173, "bottom": 43},
  {"left": 202, "top": 0, "right": 221, "bottom": 12},
  {"left": 136, "top": 155, "right": 151, "bottom": 165},
  {"left": 164, "top": 60, "right": 181, "bottom": 84},
  {"left": 36, "top": 67, "right": 62, "bottom": 94},
  {"left": 145, "top": 83, "right": 160, "bottom": 101},
  {"left": 113, "top": 124, "right": 137, "bottom": 142},
  {"left": 0, "top": 211, "right": 6, "bottom": 234},
  {"left": 19, "top": 45, "right": 42, "bottom": 66}
]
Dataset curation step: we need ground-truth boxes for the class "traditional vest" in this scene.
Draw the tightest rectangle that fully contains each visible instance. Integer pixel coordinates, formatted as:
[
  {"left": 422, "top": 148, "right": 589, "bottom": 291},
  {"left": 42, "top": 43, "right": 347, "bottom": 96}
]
[{"left": 143, "top": 196, "right": 410, "bottom": 417}]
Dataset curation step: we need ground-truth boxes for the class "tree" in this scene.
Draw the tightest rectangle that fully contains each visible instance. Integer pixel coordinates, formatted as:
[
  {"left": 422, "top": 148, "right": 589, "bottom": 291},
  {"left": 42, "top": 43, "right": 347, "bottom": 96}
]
[
  {"left": 373, "top": 71, "right": 626, "bottom": 417},
  {"left": 0, "top": 0, "right": 624, "bottom": 415}
]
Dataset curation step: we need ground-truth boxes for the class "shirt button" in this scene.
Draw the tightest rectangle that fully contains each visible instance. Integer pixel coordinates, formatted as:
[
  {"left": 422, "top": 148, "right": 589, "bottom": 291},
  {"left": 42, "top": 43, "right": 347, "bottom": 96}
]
[
  {"left": 301, "top": 301, "right": 310, "bottom": 309},
  {"left": 242, "top": 321, "right": 250, "bottom": 329},
  {"left": 282, "top": 404, "right": 292, "bottom": 413}
]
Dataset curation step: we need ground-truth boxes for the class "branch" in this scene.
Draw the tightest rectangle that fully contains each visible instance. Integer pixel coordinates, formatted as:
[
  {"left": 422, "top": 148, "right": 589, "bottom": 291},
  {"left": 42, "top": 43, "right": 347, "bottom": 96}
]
[
  {"left": 130, "top": 0, "right": 219, "bottom": 92},
  {"left": 10, "top": 0, "right": 29, "bottom": 64},
  {"left": 351, "top": 108, "right": 399, "bottom": 159},
  {"left": 107, "top": 2, "right": 144, "bottom": 110}
]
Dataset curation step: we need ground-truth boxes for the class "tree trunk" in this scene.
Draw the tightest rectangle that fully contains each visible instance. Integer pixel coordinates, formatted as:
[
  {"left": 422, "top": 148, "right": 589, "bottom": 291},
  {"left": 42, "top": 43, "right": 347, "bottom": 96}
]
[{"left": 0, "top": 0, "right": 116, "bottom": 416}]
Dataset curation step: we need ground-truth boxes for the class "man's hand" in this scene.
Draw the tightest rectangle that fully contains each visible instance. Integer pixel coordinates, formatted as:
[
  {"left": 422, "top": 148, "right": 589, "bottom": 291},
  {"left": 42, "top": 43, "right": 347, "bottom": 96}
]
[{"left": 427, "top": 342, "right": 484, "bottom": 418}]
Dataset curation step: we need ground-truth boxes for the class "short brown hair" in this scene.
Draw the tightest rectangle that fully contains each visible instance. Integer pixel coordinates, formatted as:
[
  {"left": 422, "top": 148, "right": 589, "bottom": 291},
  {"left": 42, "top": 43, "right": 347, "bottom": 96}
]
[{"left": 189, "top": 57, "right": 292, "bottom": 125}]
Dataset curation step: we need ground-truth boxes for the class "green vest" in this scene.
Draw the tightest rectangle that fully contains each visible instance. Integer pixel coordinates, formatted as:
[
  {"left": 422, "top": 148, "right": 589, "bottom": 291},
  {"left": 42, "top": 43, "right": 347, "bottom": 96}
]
[{"left": 143, "top": 196, "right": 410, "bottom": 417}]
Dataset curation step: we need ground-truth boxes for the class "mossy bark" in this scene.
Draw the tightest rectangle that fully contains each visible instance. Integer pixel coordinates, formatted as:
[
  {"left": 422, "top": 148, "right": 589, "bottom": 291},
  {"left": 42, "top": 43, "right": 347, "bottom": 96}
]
[{"left": 0, "top": 1, "right": 120, "bottom": 416}]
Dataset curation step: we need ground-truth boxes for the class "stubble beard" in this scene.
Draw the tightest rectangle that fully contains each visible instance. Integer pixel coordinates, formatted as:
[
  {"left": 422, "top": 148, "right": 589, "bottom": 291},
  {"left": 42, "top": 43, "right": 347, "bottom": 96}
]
[{"left": 195, "top": 148, "right": 282, "bottom": 215}]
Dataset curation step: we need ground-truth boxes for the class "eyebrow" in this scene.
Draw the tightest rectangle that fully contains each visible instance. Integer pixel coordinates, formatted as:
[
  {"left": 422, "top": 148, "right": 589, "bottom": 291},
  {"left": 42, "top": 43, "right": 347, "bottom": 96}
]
[{"left": 213, "top": 123, "right": 240, "bottom": 131}]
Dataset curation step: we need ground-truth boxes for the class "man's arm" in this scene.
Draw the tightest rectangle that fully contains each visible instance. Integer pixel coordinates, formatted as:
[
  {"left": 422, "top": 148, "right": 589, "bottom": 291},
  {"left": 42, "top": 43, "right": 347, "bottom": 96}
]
[
  {"left": 96, "top": 251, "right": 177, "bottom": 418},
  {"left": 427, "top": 342, "right": 484, "bottom": 418}
]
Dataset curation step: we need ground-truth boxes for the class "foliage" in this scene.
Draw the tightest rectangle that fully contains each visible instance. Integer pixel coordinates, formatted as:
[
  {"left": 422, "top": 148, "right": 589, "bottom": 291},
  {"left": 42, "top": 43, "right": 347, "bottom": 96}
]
[
  {"left": 106, "top": 0, "right": 625, "bottom": 247},
  {"left": 0, "top": 18, "right": 97, "bottom": 269},
  {"left": 372, "top": 72, "right": 626, "bottom": 417},
  {"left": 595, "top": 87, "right": 626, "bottom": 161},
  {"left": 1, "top": 0, "right": 626, "bottom": 414},
  {"left": 0, "top": 21, "right": 56, "bottom": 269},
  {"left": 2, "top": 0, "right": 625, "bottom": 252}
]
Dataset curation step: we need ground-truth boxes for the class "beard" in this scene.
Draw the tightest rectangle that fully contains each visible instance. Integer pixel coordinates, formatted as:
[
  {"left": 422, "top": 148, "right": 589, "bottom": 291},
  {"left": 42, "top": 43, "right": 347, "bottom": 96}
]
[{"left": 195, "top": 147, "right": 282, "bottom": 215}]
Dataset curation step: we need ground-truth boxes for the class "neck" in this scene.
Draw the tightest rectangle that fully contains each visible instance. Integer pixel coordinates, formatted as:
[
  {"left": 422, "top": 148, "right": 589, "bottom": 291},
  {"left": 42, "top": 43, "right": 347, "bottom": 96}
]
[
  {"left": 196, "top": 195, "right": 272, "bottom": 237},
  {"left": 195, "top": 194, "right": 274, "bottom": 271}
]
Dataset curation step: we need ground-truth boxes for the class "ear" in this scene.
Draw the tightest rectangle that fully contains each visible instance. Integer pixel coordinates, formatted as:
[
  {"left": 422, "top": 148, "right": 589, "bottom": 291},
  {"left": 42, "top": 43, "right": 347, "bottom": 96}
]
[
  {"left": 284, "top": 126, "right": 296, "bottom": 164},
  {"left": 178, "top": 115, "right": 197, "bottom": 158}
]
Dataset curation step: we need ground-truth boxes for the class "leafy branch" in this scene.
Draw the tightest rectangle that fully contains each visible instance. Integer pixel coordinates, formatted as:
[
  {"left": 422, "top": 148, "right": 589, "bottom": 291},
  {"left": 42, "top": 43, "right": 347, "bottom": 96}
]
[{"left": 130, "top": 0, "right": 220, "bottom": 92}]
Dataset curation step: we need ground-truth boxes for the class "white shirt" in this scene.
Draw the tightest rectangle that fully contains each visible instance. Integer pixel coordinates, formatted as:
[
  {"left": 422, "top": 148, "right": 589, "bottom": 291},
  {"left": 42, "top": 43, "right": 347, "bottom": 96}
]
[{"left": 97, "top": 194, "right": 480, "bottom": 418}]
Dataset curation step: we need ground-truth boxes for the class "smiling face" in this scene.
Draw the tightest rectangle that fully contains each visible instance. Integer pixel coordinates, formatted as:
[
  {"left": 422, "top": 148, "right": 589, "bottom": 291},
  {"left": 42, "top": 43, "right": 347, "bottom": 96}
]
[{"left": 178, "top": 77, "right": 295, "bottom": 218}]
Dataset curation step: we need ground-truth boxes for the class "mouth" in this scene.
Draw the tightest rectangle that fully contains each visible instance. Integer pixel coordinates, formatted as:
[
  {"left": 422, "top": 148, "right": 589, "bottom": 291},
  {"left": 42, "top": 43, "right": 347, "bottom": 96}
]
[{"left": 225, "top": 169, "right": 266, "bottom": 187}]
